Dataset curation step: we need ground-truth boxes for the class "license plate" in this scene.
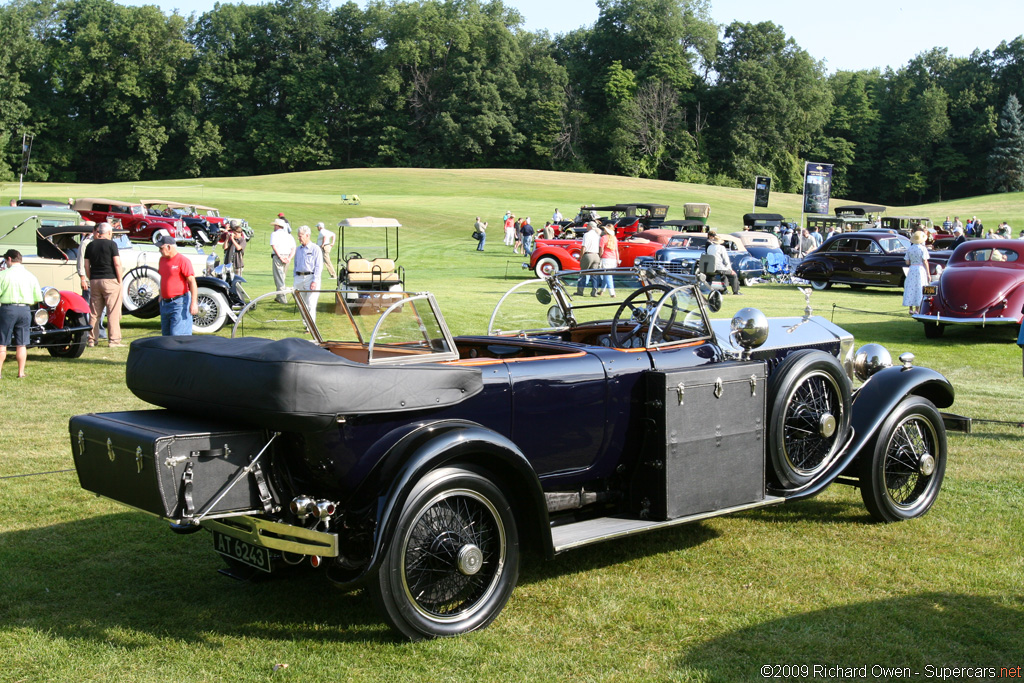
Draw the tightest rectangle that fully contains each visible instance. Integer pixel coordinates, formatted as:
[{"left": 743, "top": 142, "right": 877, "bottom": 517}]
[
  {"left": 922, "top": 285, "right": 937, "bottom": 295},
  {"left": 213, "top": 531, "right": 272, "bottom": 573}
]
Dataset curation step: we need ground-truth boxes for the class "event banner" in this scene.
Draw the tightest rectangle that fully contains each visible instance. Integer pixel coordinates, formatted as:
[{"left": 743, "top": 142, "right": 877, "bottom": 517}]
[
  {"left": 753, "top": 176, "right": 771, "bottom": 208},
  {"left": 802, "top": 162, "right": 833, "bottom": 215}
]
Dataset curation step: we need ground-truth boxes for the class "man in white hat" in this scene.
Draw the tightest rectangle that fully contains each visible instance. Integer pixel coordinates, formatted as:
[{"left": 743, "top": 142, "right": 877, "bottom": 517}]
[
  {"left": 315, "top": 222, "right": 336, "bottom": 278},
  {"left": 706, "top": 232, "right": 741, "bottom": 295},
  {"left": 270, "top": 217, "right": 295, "bottom": 303}
]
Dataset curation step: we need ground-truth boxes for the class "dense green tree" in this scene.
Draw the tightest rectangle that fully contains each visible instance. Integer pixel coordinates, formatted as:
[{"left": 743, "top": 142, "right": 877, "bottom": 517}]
[
  {"left": 988, "top": 94, "right": 1024, "bottom": 193},
  {"left": 710, "top": 21, "right": 832, "bottom": 193},
  {"left": 0, "top": 1, "right": 39, "bottom": 181}
]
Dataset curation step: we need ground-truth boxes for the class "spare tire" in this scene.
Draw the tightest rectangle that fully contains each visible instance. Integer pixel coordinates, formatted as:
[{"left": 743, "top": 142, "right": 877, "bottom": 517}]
[{"left": 766, "top": 349, "right": 852, "bottom": 489}]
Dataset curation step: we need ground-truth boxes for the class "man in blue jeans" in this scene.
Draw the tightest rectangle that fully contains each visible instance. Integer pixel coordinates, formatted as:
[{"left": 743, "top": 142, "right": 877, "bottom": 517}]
[{"left": 156, "top": 234, "right": 198, "bottom": 335}]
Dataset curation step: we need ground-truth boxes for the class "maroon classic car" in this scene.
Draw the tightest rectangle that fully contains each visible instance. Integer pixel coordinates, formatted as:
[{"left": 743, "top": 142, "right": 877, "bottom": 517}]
[
  {"left": 913, "top": 239, "right": 1024, "bottom": 338},
  {"left": 72, "top": 198, "right": 192, "bottom": 244}
]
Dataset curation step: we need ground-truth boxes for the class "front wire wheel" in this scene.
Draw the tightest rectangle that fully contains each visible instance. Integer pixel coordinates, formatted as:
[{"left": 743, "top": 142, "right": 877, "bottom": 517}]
[
  {"left": 373, "top": 468, "right": 519, "bottom": 640},
  {"left": 767, "top": 350, "right": 852, "bottom": 489},
  {"left": 860, "top": 396, "right": 946, "bottom": 522}
]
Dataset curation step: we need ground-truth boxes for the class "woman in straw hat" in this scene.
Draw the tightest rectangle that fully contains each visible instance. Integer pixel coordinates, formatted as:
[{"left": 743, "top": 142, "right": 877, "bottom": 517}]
[{"left": 903, "top": 230, "right": 930, "bottom": 314}]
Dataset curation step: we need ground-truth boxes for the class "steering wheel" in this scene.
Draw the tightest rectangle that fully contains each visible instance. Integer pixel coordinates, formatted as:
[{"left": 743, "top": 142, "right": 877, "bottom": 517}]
[
  {"left": 344, "top": 251, "right": 363, "bottom": 261},
  {"left": 610, "top": 284, "right": 678, "bottom": 348}
]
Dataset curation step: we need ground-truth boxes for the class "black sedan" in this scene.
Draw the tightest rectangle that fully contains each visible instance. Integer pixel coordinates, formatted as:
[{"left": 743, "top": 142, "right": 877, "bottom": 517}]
[{"left": 795, "top": 231, "right": 949, "bottom": 290}]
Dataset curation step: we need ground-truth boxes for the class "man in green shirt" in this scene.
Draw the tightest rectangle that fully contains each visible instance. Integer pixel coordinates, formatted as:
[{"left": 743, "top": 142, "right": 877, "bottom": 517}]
[{"left": 0, "top": 249, "right": 43, "bottom": 378}]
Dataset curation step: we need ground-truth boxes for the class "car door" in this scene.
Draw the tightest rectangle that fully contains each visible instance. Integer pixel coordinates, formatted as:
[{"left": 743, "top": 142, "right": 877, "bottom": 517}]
[{"left": 505, "top": 350, "right": 611, "bottom": 479}]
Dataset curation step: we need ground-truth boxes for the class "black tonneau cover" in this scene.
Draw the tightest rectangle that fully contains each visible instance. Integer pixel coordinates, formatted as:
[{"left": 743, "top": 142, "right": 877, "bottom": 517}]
[{"left": 126, "top": 336, "right": 483, "bottom": 432}]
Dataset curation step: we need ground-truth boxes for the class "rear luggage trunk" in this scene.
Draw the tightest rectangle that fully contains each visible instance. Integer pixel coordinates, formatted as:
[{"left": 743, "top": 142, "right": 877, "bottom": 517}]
[{"left": 70, "top": 410, "right": 279, "bottom": 524}]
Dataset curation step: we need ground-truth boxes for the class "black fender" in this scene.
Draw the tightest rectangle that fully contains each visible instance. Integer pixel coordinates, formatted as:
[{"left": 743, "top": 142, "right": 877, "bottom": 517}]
[
  {"left": 794, "top": 257, "right": 831, "bottom": 280},
  {"left": 327, "top": 420, "right": 549, "bottom": 589},
  {"left": 195, "top": 275, "right": 231, "bottom": 296},
  {"left": 783, "top": 365, "right": 953, "bottom": 502}
]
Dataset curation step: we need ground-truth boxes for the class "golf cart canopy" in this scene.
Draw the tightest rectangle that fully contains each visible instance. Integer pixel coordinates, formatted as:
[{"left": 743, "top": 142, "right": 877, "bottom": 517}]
[{"left": 337, "top": 217, "right": 402, "bottom": 228}]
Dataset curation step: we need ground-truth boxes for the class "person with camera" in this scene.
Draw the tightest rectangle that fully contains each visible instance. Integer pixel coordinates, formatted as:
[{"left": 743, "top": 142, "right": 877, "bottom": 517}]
[{"left": 473, "top": 217, "right": 487, "bottom": 251}]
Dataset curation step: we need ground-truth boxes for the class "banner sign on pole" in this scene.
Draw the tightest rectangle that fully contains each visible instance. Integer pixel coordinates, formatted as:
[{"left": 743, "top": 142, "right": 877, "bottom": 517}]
[
  {"left": 20, "top": 133, "right": 33, "bottom": 177},
  {"left": 802, "top": 162, "right": 832, "bottom": 215},
  {"left": 753, "top": 176, "right": 771, "bottom": 208}
]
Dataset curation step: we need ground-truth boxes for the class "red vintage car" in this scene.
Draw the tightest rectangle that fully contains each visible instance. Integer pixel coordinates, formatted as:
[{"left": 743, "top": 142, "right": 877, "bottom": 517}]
[
  {"left": 72, "top": 198, "right": 192, "bottom": 244},
  {"left": 913, "top": 239, "right": 1024, "bottom": 338},
  {"left": 526, "top": 229, "right": 680, "bottom": 278}
]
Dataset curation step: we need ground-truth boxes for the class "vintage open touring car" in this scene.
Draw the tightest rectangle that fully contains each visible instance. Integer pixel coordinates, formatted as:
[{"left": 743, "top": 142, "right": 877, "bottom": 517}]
[{"left": 70, "top": 267, "right": 954, "bottom": 639}]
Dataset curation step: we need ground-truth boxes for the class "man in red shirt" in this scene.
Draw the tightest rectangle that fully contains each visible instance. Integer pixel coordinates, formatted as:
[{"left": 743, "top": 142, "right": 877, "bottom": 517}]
[{"left": 156, "top": 234, "right": 198, "bottom": 335}]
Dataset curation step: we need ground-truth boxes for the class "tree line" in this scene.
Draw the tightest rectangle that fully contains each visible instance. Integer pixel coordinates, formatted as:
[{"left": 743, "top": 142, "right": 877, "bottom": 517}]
[{"left": 2, "top": 0, "right": 1023, "bottom": 203}]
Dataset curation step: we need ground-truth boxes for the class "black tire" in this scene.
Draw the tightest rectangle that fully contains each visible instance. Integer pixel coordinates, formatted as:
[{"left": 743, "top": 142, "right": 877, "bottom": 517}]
[
  {"left": 859, "top": 396, "right": 946, "bottom": 522},
  {"left": 809, "top": 279, "right": 831, "bottom": 291},
  {"left": 767, "top": 350, "right": 852, "bottom": 488},
  {"left": 372, "top": 467, "right": 519, "bottom": 640},
  {"left": 534, "top": 256, "right": 560, "bottom": 278},
  {"left": 923, "top": 321, "right": 945, "bottom": 338},
  {"left": 47, "top": 312, "right": 89, "bottom": 359},
  {"left": 193, "top": 288, "right": 229, "bottom": 334},
  {"left": 122, "top": 266, "right": 161, "bottom": 315}
]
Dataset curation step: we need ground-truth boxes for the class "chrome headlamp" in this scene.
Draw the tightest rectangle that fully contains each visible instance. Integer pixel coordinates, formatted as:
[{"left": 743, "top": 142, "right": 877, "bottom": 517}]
[
  {"left": 42, "top": 287, "right": 61, "bottom": 308},
  {"left": 853, "top": 343, "right": 892, "bottom": 381}
]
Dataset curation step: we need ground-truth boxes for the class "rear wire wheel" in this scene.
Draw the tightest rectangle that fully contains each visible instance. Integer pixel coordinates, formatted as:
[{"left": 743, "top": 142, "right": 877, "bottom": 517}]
[{"left": 372, "top": 467, "right": 519, "bottom": 640}]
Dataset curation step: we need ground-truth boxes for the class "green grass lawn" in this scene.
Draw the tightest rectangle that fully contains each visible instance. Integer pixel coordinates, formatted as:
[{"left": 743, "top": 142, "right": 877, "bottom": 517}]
[{"left": 1, "top": 170, "right": 1022, "bottom": 681}]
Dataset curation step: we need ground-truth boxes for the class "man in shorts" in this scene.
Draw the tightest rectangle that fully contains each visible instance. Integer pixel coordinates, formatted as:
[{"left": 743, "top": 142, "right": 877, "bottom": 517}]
[{"left": 0, "top": 250, "right": 43, "bottom": 378}]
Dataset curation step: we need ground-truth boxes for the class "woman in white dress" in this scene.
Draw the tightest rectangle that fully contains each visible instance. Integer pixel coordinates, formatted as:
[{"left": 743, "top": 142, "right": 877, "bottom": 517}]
[{"left": 903, "top": 230, "right": 930, "bottom": 314}]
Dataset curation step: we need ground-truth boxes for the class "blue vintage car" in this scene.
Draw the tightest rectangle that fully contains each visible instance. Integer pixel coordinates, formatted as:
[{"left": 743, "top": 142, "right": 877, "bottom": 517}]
[
  {"left": 635, "top": 233, "right": 765, "bottom": 285},
  {"left": 70, "top": 268, "right": 954, "bottom": 639}
]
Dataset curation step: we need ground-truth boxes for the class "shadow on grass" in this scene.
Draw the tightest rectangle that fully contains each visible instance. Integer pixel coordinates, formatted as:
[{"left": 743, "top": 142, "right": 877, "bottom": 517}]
[{"left": 675, "top": 592, "right": 1024, "bottom": 681}]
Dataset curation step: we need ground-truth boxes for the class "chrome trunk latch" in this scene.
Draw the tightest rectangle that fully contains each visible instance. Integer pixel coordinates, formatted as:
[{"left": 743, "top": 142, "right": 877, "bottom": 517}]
[
  {"left": 135, "top": 446, "right": 144, "bottom": 473},
  {"left": 714, "top": 378, "right": 724, "bottom": 399},
  {"left": 106, "top": 437, "right": 115, "bottom": 462},
  {"left": 750, "top": 374, "right": 758, "bottom": 396},
  {"left": 675, "top": 382, "right": 685, "bottom": 405},
  {"left": 77, "top": 430, "right": 85, "bottom": 457}
]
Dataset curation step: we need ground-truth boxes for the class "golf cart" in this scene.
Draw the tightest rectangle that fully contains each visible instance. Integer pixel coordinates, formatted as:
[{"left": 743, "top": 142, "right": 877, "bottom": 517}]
[{"left": 337, "top": 217, "right": 404, "bottom": 310}]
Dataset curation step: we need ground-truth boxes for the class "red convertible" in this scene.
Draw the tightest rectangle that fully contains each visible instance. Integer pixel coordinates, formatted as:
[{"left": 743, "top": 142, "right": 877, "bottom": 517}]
[
  {"left": 913, "top": 239, "right": 1024, "bottom": 338},
  {"left": 526, "top": 229, "right": 679, "bottom": 278}
]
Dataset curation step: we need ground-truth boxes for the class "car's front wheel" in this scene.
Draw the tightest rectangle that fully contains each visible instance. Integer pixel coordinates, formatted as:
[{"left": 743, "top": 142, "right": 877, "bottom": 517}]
[
  {"left": 534, "top": 256, "right": 560, "bottom": 278},
  {"left": 767, "top": 350, "right": 852, "bottom": 489},
  {"left": 372, "top": 467, "right": 520, "bottom": 640},
  {"left": 193, "top": 288, "right": 229, "bottom": 334},
  {"left": 47, "top": 312, "right": 89, "bottom": 359},
  {"left": 860, "top": 396, "right": 946, "bottom": 522}
]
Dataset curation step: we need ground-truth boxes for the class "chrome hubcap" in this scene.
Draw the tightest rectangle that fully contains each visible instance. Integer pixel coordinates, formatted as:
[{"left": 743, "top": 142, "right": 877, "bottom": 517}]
[
  {"left": 457, "top": 544, "right": 483, "bottom": 576},
  {"left": 918, "top": 453, "right": 936, "bottom": 476},
  {"left": 819, "top": 413, "right": 837, "bottom": 438}
]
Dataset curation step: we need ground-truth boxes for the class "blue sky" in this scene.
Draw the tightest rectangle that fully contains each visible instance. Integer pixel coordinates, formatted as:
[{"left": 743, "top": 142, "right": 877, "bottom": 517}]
[{"left": 125, "top": 0, "right": 1023, "bottom": 73}]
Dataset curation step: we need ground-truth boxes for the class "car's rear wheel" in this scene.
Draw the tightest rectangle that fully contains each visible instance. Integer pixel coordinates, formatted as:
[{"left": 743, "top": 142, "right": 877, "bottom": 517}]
[
  {"left": 809, "top": 279, "right": 831, "bottom": 291},
  {"left": 534, "top": 256, "right": 560, "bottom": 278},
  {"left": 923, "top": 321, "right": 945, "bottom": 338},
  {"left": 193, "top": 288, "right": 229, "bottom": 334},
  {"left": 47, "top": 312, "right": 89, "bottom": 359},
  {"left": 372, "top": 467, "right": 519, "bottom": 640},
  {"left": 767, "top": 350, "right": 852, "bottom": 489},
  {"left": 860, "top": 396, "right": 946, "bottom": 522},
  {"left": 122, "top": 266, "right": 161, "bottom": 316}
]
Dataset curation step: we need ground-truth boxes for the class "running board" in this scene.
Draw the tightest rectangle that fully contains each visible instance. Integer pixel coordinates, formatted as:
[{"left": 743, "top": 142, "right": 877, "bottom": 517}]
[{"left": 550, "top": 496, "right": 785, "bottom": 553}]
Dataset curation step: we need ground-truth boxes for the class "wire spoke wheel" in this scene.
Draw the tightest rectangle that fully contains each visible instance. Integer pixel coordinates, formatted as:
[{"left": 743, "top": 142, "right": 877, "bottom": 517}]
[
  {"left": 402, "top": 489, "right": 503, "bottom": 619},
  {"left": 373, "top": 468, "right": 519, "bottom": 639},
  {"left": 768, "top": 350, "right": 852, "bottom": 489},
  {"left": 861, "top": 396, "right": 946, "bottom": 522}
]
